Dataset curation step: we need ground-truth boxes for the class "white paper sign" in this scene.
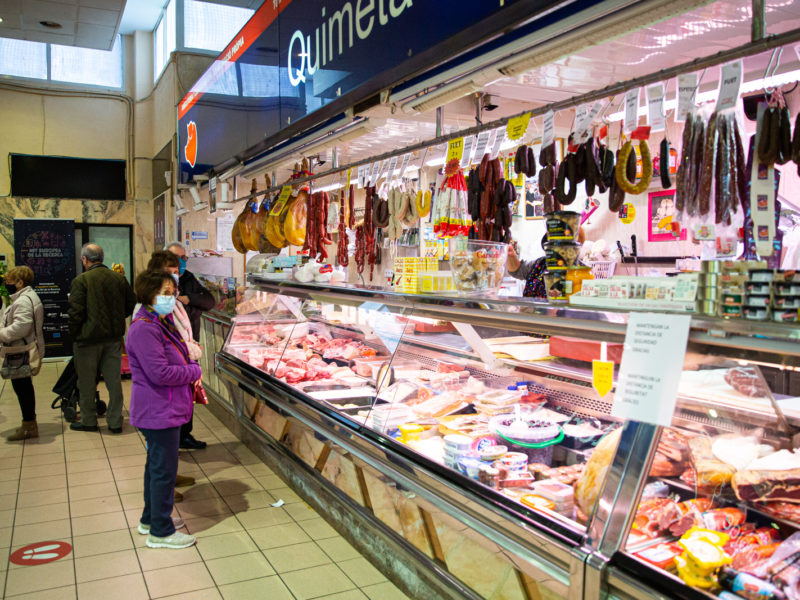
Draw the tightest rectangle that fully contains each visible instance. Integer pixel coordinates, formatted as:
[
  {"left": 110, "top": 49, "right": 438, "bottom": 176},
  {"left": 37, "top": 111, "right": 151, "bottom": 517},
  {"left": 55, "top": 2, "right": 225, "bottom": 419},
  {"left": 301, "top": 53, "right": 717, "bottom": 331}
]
[
  {"left": 460, "top": 135, "right": 476, "bottom": 168},
  {"left": 357, "top": 164, "right": 366, "bottom": 188},
  {"left": 717, "top": 60, "right": 742, "bottom": 112},
  {"left": 216, "top": 212, "right": 236, "bottom": 252},
  {"left": 398, "top": 153, "right": 411, "bottom": 180},
  {"left": 369, "top": 162, "right": 379, "bottom": 186},
  {"left": 473, "top": 130, "right": 492, "bottom": 161},
  {"left": 676, "top": 73, "right": 698, "bottom": 122},
  {"left": 647, "top": 84, "right": 666, "bottom": 132},
  {"left": 542, "top": 110, "right": 555, "bottom": 147},
  {"left": 612, "top": 313, "right": 691, "bottom": 427},
  {"left": 490, "top": 128, "right": 505, "bottom": 159},
  {"left": 377, "top": 159, "right": 390, "bottom": 182},
  {"left": 576, "top": 102, "right": 603, "bottom": 143},
  {"left": 387, "top": 155, "right": 398, "bottom": 181},
  {"left": 624, "top": 88, "right": 640, "bottom": 134}
]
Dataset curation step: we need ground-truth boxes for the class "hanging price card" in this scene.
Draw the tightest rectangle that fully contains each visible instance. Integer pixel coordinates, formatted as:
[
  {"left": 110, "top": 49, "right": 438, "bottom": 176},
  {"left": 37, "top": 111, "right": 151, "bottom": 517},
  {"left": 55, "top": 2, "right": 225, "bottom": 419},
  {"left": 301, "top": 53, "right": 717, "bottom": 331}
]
[
  {"left": 624, "top": 88, "right": 640, "bottom": 134},
  {"left": 647, "top": 83, "right": 666, "bottom": 132},
  {"left": 357, "top": 165, "right": 366, "bottom": 188},
  {"left": 592, "top": 342, "right": 614, "bottom": 398},
  {"left": 676, "top": 73, "right": 697, "bottom": 122},
  {"left": 368, "top": 162, "right": 379, "bottom": 186},
  {"left": 447, "top": 137, "right": 464, "bottom": 162},
  {"left": 506, "top": 112, "right": 531, "bottom": 141},
  {"left": 398, "top": 153, "right": 412, "bottom": 180},
  {"left": 387, "top": 155, "right": 398, "bottom": 181},
  {"left": 460, "top": 135, "right": 475, "bottom": 168},
  {"left": 542, "top": 110, "right": 555, "bottom": 147},
  {"left": 473, "top": 130, "right": 492, "bottom": 161},
  {"left": 346, "top": 168, "right": 352, "bottom": 190},
  {"left": 270, "top": 186, "right": 293, "bottom": 216},
  {"left": 611, "top": 313, "right": 691, "bottom": 427},
  {"left": 377, "top": 159, "right": 390, "bottom": 182},
  {"left": 489, "top": 128, "right": 504, "bottom": 159},
  {"left": 717, "top": 60, "right": 742, "bottom": 112}
]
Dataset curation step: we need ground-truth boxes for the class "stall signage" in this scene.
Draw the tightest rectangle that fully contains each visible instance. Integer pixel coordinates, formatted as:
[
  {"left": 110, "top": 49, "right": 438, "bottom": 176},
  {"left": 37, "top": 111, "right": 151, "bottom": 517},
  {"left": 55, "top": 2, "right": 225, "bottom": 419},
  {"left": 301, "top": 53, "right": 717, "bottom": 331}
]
[
  {"left": 592, "top": 360, "right": 614, "bottom": 398},
  {"left": 542, "top": 110, "right": 555, "bottom": 147},
  {"left": 624, "top": 88, "right": 640, "bottom": 134},
  {"left": 398, "top": 153, "right": 411, "bottom": 181},
  {"left": 612, "top": 313, "right": 691, "bottom": 427},
  {"left": 387, "top": 156, "right": 398, "bottom": 180},
  {"left": 447, "top": 138, "right": 464, "bottom": 163},
  {"left": 717, "top": 60, "right": 742, "bottom": 112},
  {"left": 346, "top": 167, "right": 352, "bottom": 189},
  {"left": 647, "top": 83, "right": 665, "bottom": 132},
  {"left": 473, "top": 129, "right": 492, "bottom": 161},
  {"left": 270, "top": 186, "right": 293, "bottom": 215},
  {"left": 357, "top": 164, "right": 366, "bottom": 188},
  {"left": 191, "top": 231, "right": 209, "bottom": 240},
  {"left": 676, "top": 73, "right": 697, "bottom": 122},
  {"left": 176, "top": 0, "right": 553, "bottom": 183},
  {"left": 619, "top": 203, "right": 636, "bottom": 224},
  {"left": 489, "top": 128, "right": 505, "bottom": 159},
  {"left": 506, "top": 112, "right": 531, "bottom": 141},
  {"left": 460, "top": 135, "right": 475, "bottom": 168},
  {"left": 369, "top": 162, "right": 380, "bottom": 186}
]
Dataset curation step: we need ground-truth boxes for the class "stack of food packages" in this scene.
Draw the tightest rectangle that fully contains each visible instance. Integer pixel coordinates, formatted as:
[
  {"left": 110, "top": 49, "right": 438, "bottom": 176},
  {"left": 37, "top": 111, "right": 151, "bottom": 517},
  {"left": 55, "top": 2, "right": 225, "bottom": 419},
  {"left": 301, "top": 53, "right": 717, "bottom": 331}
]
[
  {"left": 542, "top": 210, "right": 593, "bottom": 301},
  {"left": 393, "top": 257, "right": 448, "bottom": 294}
]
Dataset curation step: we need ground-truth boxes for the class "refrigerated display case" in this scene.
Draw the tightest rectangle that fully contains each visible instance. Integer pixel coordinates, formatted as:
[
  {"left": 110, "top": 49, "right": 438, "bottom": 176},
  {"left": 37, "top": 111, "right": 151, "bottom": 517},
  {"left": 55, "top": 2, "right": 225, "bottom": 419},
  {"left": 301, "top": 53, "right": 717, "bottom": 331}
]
[{"left": 212, "top": 277, "right": 800, "bottom": 600}]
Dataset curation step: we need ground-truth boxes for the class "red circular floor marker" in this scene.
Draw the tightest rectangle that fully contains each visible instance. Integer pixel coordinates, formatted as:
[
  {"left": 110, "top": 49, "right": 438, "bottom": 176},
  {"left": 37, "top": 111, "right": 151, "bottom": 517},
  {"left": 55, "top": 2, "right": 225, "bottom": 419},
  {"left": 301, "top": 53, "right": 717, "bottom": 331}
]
[{"left": 9, "top": 541, "right": 72, "bottom": 566}]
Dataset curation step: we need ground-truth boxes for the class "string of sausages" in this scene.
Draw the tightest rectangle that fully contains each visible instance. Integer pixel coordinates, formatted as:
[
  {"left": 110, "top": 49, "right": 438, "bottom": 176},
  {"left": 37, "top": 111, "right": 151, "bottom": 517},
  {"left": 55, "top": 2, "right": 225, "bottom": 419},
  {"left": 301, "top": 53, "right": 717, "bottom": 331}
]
[
  {"left": 365, "top": 186, "right": 377, "bottom": 281},
  {"left": 302, "top": 191, "right": 332, "bottom": 261},
  {"left": 337, "top": 186, "right": 350, "bottom": 266}
]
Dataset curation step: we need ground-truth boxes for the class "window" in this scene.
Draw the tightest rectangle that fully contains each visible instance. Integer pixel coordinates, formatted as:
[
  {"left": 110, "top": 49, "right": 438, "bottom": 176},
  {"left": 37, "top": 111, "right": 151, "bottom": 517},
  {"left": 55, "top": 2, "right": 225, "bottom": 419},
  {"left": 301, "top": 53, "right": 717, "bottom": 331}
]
[
  {"left": 154, "top": 0, "right": 176, "bottom": 81},
  {"left": 184, "top": 0, "right": 253, "bottom": 52},
  {"left": 51, "top": 37, "right": 123, "bottom": 88},
  {"left": 0, "top": 39, "right": 47, "bottom": 79}
]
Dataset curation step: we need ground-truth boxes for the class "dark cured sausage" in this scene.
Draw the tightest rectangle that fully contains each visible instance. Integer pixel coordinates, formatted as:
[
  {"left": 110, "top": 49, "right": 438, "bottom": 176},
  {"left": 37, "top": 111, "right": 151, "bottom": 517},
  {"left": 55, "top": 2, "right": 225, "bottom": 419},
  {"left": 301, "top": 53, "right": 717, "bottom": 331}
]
[
  {"left": 675, "top": 114, "right": 694, "bottom": 213},
  {"left": 776, "top": 107, "right": 791, "bottom": 165},
  {"left": 337, "top": 190, "right": 349, "bottom": 267},
  {"left": 686, "top": 118, "right": 705, "bottom": 215},
  {"left": 698, "top": 113, "right": 718, "bottom": 217},
  {"left": 660, "top": 138, "right": 671, "bottom": 189},
  {"left": 609, "top": 149, "right": 626, "bottom": 212}
]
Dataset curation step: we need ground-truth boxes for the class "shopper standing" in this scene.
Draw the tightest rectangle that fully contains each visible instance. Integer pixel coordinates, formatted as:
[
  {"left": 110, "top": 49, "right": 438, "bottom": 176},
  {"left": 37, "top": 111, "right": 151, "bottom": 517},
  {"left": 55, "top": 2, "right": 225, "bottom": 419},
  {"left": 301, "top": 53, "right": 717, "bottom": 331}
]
[
  {"left": 166, "top": 242, "right": 214, "bottom": 450},
  {"left": 0, "top": 267, "right": 44, "bottom": 441},
  {"left": 67, "top": 243, "right": 136, "bottom": 433},
  {"left": 128, "top": 270, "right": 200, "bottom": 549}
]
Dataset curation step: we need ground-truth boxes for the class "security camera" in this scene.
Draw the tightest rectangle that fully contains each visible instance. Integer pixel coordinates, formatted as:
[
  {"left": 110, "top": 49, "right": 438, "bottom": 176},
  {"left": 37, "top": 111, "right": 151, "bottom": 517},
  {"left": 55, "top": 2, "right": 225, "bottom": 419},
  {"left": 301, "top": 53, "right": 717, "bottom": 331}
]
[{"left": 482, "top": 94, "right": 499, "bottom": 111}]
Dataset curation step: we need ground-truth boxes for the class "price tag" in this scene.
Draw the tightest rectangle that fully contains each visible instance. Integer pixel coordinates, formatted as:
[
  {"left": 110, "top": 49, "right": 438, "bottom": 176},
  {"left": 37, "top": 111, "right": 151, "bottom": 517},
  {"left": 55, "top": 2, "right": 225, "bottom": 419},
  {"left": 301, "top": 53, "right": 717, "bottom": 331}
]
[
  {"left": 270, "top": 186, "right": 292, "bottom": 216},
  {"left": 377, "top": 159, "right": 390, "bottom": 182},
  {"left": 473, "top": 130, "right": 491, "bottom": 161},
  {"left": 398, "top": 153, "right": 411, "bottom": 180},
  {"left": 357, "top": 165, "right": 366, "bottom": 188},
  {"left": 387, "top": 156, "right": 398, "bottom": 181},
  {"left": 676, "top": 73, "right": 697, "bottom": 122},
  {"left": 577, "top": 102, "right": 603, "bottom": 143},
  {"left": 447, "top": 137, "right": 464, "bottom": 162},
  {"left": 647, "top": 83, "right": 665, "bottom": 132},
  {"left": 542, "top": 110, "right": 555, "bottom": 147},
  {"left": 592, "top": 342, "right": 614, "bottom": 398},
  {"left": 611, "top": 313, "right": 691, "bottom": 427},
  {"left": 717, "top": 60, "right": 742, "bottom": 112},
  {"left": 346, "top": 168, "right": 352, "bottom": 190},
  {"left": 506, "top": 112, "right": 531, "bottom": 141},
  {"left": 368, "top": 162, "right": 379, "bottom": 186},
  {"left": 489, "top": 128, "right": 505, "bottom": 159},
  {"left": 624, "top": 88, "right": 640, "bottom": 134},
  {"left": 460, "top": 135, "right": 475, "bottom": 168},
  {"left": 573, "top": 104, "right": 588, "bottom": 139}
]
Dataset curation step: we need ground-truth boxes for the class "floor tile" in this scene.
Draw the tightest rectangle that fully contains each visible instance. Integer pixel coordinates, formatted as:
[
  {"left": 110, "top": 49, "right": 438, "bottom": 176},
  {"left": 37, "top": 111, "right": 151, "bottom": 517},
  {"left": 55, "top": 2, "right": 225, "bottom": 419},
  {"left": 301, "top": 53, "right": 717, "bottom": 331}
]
[
  {"left": 249, "top": 522, "right": 312, "bottom": 550},
  {"left": 108, "top": 454, "right": 145, "bottom": 469},
  {"left": 20, "top": 453, "right": 64, "bottom": 467},
  {"left": 317, "top": 591, "right": 369, "bottom": 600},
  {"left": 255, "top": 474, "right": 285, "bottom": 490},
  {"left": 183, "top": 515, "right": 244, "bottom": 538},
  {"left": 66, "top": 469, "right": 112, "bottom": 487},
  {"left": 336, "top": 557, "right": 387, "bottom": 587},
  {"left": 0, "top": 493, "right": 16, "bottom": 510},
  {"left": 361, "top": 582, "right": 411, "bottom": 600},
  {"left": 219, "top": 575, "right": 293, "bottom": 600},
  {"left": 18, "top": 474, "right": 66, "bottom": 493},
  {"left": 112, "top": 465, "right": 146, "bottom": 481},
  {"left": 10, "top": 519, "right": 71, "bottom": 546},
  {"left": 206, "top": 551, "right": 274, "bottom": 585},
  {"left": 195, "top": 530, "right": 259, "bottom": 561},
  {"left": 72, "top": 528, "right": 134, "bottom": 558},
  {"left": 68, "top": 481, "right": 118, "bottom": 500},
  {"left": 210, "top": 478, "right": 259, "bottom": 496},
  {"left": 158, "top": 589, "right": 222, "bottom": 600},
  {"left": 0, "top": 526, "right": 12, "bottom": 547},
  {"left": 298, "top": 517, "right": 340, "bottom": 540},
  {"left": 69, "top": 495, "right": 123, "bottom": 518},
  {"left": 234, "top": 506, "right": 293, "bottom": 530},
  {"left": 16, "top": 488, "right": 68, "bottom": 508},
  {"left": 175, "top": 498, "right": 232, "bottom": 519},
  {"left": 4, "top": 558, "right": 76, "bottom": 595},
  {"left": 13, "top": 502, "right": 69, "bottom": 526},
  {"left": 143, "top": 562, "right": 215, "bottom": 598},
  {"left": 67, "top": 458, "right": 110, "bottom": 474},
  {"left": 71, "top": 511, "right": 128, "bottom": 536},
  {"left": 76, "top": 572, "right": 148, "bottom": 600},
  {"left": 120, "top": 491, "right": 145, "bottom": 511},
  {"left": 267, "top": 486, "right": 303, "bottom": 503},
  {"left": 226, "top": 490, "right": 277, "bottom": 513},
  {"left": 179, "top": 485, "right": 221, "bottom": 503},
  {"left": 4, "top": 584, "right": 77, "bottom": 600},
  {"left": 281, "top": 563, "right": 356, "bottom": 600},
  {"left": 263, "top": 541, "right": 331, "bottom": 573},
  {"left": 75, "top": 548, "right": 141, "bottom": 583},
  {"left": 115, "top": 478, "right": 145, "bottom": 495},
  {"left": 317, "top": 536, "right": 363, "bottom": 562},
  {"left": 284, "top": 502, "right": 319, "bottom": 521},
  {"left": 137, "top": 544, "right": 202, "bottom": 572}
]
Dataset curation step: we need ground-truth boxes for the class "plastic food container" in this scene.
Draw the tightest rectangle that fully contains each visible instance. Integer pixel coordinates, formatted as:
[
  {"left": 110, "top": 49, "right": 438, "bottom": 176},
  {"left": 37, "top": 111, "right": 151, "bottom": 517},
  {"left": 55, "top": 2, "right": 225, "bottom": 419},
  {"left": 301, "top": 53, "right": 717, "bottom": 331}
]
[
  {"left": 489, "top": 415, "right": 564, "bottom": 465},
  {"left": 745, "top": 281, "right": 772, "bottom": 294},
  {"left": 444, "top": 434, "right": 473, "bottom": 452},
  {"left": 448, "top": 238, "right": 508, "bottom": 294},
  {"left": 398, "top": 423, "right": 424, "bottom": 443},
  {"left": 744, "top": 294, "right": 770, "bottom": 307},
  {"left": 544, "top": 241, "right": 581, "bottom": 270},
  {"left": 479, "top": 445, "right": 508, "bottom": 462},
  {"left": 545, "top": 211, "right": 580, "bottom": 241},
  {"left": 772, "top": 309, "right": 799, "bottom": 323},
  {"left": 496, "top": 451, "right": 529, "bottom": 473},
  {"left": 743, "top": 306, "right": 768, "bottom": 320},
  {"left": 543, "top": 270, "right": 571, "bottom": 302},
  {"left": 565, "top": 267, "right": 593, "bottom": 294},
  {"left": 773, "top": 295, "right": 800, "bottom": 309},
  {"left": 775, "top": 282, "right": 800, "bottom": 296},
  {"left": 749, "top": 269, "right": 775, "bottom": 282}
]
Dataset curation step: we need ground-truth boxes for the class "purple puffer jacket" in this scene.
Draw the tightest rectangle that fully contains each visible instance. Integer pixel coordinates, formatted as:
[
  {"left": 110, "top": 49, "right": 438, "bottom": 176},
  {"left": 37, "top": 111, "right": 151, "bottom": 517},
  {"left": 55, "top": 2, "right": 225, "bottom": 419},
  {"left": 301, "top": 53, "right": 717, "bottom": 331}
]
[{"left": 127, "top": 306, "right": 202, "bottom": 430}]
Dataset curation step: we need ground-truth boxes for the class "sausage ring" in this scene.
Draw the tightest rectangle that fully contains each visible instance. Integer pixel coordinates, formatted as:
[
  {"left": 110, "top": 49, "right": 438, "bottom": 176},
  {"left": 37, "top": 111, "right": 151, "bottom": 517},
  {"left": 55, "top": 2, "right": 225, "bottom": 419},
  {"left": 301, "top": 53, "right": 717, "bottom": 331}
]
[
  {"left": 554, "top": 155, "right": 577, "bottom": 205},
  {"left": 616, "top": 140, "right": 652, "bottom": 195}
]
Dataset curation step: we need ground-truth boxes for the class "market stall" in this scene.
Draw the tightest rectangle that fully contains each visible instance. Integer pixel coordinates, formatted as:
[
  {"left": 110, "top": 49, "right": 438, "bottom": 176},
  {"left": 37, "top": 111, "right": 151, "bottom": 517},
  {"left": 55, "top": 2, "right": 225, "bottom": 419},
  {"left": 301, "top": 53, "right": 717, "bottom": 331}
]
[{"left": 174, "top": 0, "right": 800, "bottom": 598}]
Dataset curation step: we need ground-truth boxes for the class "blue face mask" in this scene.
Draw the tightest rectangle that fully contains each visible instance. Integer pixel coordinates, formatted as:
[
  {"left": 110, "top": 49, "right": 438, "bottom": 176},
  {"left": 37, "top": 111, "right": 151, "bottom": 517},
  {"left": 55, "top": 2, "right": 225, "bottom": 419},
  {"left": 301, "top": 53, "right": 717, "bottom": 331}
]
[
  {"left": 153, "top": 295, "right": 176, "bottom": 316},
  {"left": 178, "top": 258, "right": 187, "bottom": 275}
]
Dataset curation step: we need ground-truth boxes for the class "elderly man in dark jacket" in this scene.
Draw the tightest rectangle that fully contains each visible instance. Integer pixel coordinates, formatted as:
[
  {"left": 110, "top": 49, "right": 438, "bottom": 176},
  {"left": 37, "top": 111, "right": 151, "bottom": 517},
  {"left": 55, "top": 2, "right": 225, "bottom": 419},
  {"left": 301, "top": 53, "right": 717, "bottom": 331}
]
[
  {"left": 68, "top": 243, "right": 136, "bottom": 433},
  {"left": 166, "top": 243, "right": 215, "bottom": 449}
]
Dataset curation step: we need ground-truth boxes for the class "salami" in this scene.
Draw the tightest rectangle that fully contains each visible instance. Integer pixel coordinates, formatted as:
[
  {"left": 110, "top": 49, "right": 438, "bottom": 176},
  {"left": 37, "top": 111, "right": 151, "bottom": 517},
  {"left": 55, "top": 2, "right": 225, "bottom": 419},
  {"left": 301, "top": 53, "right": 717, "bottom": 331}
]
[
  {"left": 686, "top": 118, "right": 705, "bottom": 215},
  {"left": 776, "top": 106, "right": 792, "bottom": 165},
  {"left": 659, "top": 138, "right": 671, "bottom": 189},
  {"left": 554, "top": 155, "right": 577, "bottom": 205},
  {"left": 609, "top": 150, "right": 626, "bottom": 212},
  {"left": 698, "top": 112, "right": 718, "bottom": 217},
  {"left": 757, "top": 107, "right": 779, "bottom": 165},
  {"left": 675, "top": 114, "right": 694, "bottom": 213},
  {"left": 337, "top": 190, "right": 349, "bottom": 266},
  {"left": 714, "top": 114, "right": 727, "bottom": 224}
]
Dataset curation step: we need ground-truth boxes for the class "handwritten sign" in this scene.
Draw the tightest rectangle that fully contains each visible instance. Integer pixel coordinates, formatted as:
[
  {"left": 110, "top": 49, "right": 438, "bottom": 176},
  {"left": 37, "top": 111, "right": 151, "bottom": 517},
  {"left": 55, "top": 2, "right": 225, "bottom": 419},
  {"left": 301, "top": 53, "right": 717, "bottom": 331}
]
[
  {"left": 460, "top": 135, "right": 475, "bottom": 168},
  {"left": 447, "top": 137, "right": 464, "bottom": 162},
  {"left": 387, "top": 156, "right": 398, "bottom": 181},
  {"left": 624, "top": 88, "right": 640, "bottom": 134},
  {"left": 542, "top": 110, "right": 555, "bottom": 147},
  {"left": 398, "top": 153, "right": 411, "bottom": 181},
  {"left": 676, "top": 73, "right": 697, "bottom": 122},
  {"left": 506, "top": 112, "right": 531, "bottom": 141},
  {"left": 717, "top": 60, "right": 742, "bottom": 112},
  {"left": 647, "top": 83, "right": 665, "bottom": 132},
  {"left": 489, "top": 128, "right": 505, "bottom": 159},
  {"left": 611, "top": 313, "right": 691, "bottom": 427}
]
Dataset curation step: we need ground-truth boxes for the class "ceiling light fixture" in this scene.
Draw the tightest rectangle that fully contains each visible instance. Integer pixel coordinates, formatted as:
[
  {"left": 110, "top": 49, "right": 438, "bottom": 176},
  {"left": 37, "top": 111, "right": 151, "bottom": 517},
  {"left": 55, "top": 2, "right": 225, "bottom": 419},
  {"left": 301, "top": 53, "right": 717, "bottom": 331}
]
[
  {"left": 0, "top": 18, "right": 4, "bottom": 23},
  {"left": 39, "top": 20, "right": 62, "bottom": 29}
]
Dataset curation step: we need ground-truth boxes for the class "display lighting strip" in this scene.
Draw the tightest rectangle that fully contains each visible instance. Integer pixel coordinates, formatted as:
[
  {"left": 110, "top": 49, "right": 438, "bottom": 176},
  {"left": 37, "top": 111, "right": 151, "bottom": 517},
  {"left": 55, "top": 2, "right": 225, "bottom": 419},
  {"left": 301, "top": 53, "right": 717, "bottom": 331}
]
[{"left": 225, "top": 26, "right": 800, "bottom": 204}]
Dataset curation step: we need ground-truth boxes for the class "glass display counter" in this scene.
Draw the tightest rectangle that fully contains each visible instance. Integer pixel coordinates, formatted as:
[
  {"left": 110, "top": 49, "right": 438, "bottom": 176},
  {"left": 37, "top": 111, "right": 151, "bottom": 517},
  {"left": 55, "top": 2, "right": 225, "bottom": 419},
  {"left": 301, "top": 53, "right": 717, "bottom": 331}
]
[{"left": 213, "top": 277, "right": 800, "bottom": 600}]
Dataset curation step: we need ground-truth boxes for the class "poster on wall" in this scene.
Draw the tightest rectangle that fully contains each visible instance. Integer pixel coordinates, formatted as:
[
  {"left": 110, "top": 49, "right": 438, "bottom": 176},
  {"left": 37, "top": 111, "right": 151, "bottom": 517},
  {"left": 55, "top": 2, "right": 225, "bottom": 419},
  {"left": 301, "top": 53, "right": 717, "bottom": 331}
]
[
  {"left": 648, "top": 190, "right": 687, "bottom": 241},
  {"left": 13, "top": 219, "right": 76, "bottom": 357}
]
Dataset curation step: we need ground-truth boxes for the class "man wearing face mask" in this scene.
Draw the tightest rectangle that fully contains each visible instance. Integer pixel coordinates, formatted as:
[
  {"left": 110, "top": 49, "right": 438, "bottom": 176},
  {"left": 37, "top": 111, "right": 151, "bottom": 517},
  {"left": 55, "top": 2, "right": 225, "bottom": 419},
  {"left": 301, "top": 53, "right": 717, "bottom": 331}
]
[{"left": 68, "top": 243, "right": 137, "bottom": 433}]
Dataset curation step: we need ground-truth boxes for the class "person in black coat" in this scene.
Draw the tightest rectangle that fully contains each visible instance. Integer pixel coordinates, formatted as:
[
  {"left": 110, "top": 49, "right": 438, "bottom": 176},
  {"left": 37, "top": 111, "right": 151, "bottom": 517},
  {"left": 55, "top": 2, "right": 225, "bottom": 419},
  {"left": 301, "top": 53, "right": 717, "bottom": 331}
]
[{"left": 166, "top": 243, "right": 216, "bottom": 450}]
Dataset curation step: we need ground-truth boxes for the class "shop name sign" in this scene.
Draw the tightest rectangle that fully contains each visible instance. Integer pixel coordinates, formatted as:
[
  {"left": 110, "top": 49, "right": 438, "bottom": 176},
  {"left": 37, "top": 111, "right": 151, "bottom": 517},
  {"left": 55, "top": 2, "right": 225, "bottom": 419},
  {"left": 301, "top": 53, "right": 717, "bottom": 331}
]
[{"left": 288, "top": 0, "right": 413, "bottom": 87}]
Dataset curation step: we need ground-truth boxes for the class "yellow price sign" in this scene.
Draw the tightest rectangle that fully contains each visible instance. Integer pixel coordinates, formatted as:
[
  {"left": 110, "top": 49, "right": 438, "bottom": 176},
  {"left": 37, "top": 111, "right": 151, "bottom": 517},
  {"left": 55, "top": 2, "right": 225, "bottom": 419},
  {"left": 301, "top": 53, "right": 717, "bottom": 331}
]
[
  {"left": 592, "top": 359, "right": 614, "bottom": 398},
  {"left": 447, "top": 138, "right": 464, "bottom": 162},
  {"left": 619, "top": 202, "right": 636, "bottom": 224},
  {"left": 506, "top": 112, "right": 531, "bottom": 141},
  {"left": 270, "top": 185, "right": 293, "bottom": 216},
  {"left": 346, "top": 168, "right": 352, "bottom": 190}
]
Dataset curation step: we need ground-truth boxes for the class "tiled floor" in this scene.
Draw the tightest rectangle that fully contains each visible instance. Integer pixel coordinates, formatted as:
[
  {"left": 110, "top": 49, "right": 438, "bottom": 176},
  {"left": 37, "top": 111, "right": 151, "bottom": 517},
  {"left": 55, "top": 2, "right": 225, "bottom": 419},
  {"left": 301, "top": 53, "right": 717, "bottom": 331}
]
[{"left": 0, "top": 362, "right": 411, "bottom": 600}]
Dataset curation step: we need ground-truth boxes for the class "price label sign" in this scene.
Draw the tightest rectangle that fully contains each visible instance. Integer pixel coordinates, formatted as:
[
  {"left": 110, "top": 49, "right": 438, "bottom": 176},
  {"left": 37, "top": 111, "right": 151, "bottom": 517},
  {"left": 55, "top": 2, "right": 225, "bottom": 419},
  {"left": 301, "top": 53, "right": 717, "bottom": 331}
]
[
  {"left": 592, "top": 360, "right": 614, "bottom": 398},
  {"left": 489, "top": 128, "right": 505, "bottom": 159},
  {"left": 368, "top": 162, "right": 379, "bottom": 186},
  {"left": 611, "top": 313, "right": 691, "bottom": 427},
  {"left": 447, "top": 137, "right": 464, "bottom": 162},
  {"left": 387, "top": 156, "right": 398, "bottom": 181},
  {"left": 346, "top": 168, "right": 352, "bottom": 189},
  {"left": 377, "top": 159, "right": 390, "bottom": 182},
  {"left": 647, "top": 83, "right": 666, "bottom": 132},
  {"left": 624, "top": 88, "right": 640, "bottom": 134},
  {"left": 717, "top": 60, "right": 742, "bottom": 112},
  {"left": 676, "top": 73, "right": 697, "bottom": 122},
  {"left": 270, "top": 186, "right": 292, "bottom": 216},
  {"left": 398, "top": 153, "right": 411, "bottom": 180},
  {"left": 473, "top": 130, "right": 492, "bottom": 161},
  {"left": 460, "top": 135, "right": 475, "bottom": 168},
  {"left": 542, "top": 110, "right": 555, "bottom": 147},
  {"left": 357, "top": 165, "right": 366, "bottom": 188},
  {"left": 506, "top": 112, "right": 531, "bottom": 141}
]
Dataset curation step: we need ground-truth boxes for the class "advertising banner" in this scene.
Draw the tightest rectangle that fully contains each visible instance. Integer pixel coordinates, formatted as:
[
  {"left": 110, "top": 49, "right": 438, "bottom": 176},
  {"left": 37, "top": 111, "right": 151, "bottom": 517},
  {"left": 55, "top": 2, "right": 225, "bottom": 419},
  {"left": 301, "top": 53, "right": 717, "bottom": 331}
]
[{"left": 13, "top": 219, "right": 76, "bottom": 357}]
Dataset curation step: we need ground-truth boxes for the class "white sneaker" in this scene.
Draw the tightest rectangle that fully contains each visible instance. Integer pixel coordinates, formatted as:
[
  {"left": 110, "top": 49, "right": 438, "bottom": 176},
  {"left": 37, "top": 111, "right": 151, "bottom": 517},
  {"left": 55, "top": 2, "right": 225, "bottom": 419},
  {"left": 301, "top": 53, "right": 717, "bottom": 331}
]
[
  {"left": 146, "top": 530, "right": 197, "bottom": 549},
  {"left": 137, "top": 516, "right": 185, "bottom": 535}
]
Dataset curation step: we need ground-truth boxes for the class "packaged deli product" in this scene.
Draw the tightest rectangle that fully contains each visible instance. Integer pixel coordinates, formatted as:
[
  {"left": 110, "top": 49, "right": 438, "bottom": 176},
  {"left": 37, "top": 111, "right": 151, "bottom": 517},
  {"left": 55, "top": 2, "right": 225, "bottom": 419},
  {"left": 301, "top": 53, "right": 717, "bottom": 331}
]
[
  {"left": 545, "top": 211, "right": 580, "bottom": 241},
  {"left": 544, "top": 241, "right": 581, "bottom": 270}
]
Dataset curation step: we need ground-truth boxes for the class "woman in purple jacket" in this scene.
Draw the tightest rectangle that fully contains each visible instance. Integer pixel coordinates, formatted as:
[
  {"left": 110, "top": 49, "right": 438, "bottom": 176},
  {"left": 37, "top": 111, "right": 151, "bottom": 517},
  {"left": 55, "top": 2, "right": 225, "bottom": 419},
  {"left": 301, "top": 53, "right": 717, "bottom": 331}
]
[{"left": 127, "top": 271, "right": 201, "bottom": 549}]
